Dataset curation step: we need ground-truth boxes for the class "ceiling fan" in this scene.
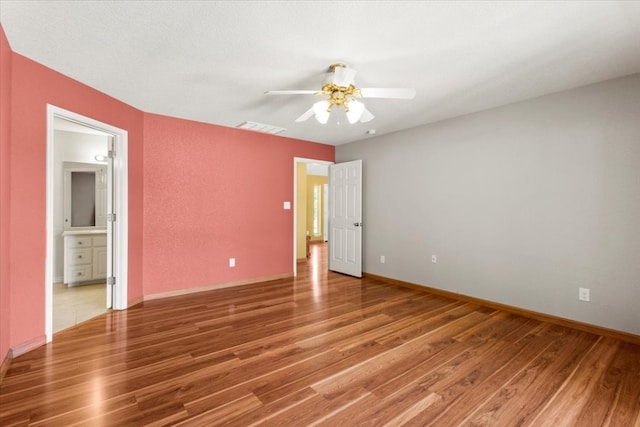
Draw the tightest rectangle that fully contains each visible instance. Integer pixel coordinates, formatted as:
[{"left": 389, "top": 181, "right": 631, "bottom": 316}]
[{"left": 265, "top": 63, "right": 416, "bottom": 124}]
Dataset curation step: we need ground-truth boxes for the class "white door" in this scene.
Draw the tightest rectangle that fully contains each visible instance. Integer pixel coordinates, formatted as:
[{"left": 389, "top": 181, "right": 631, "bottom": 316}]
[
  {"left": 106, "top": 136, "right": 115, "bottom": 309},
  {"left": 95, "top": 166, "right": 107, "bottom": 227},
  {"left": 323, "top": 183, "right": 328, "bottom": 241},
  {"left": 329, "top": 160, "right": 363, "bottom": 277}
]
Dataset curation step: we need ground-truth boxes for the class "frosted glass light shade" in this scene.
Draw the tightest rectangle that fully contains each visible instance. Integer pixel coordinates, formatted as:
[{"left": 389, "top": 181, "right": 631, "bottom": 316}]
[
  {"left": 346, "top": 100, "right": 365, "bottom": 124},
  {"left": 313, "top": 100, "right": 331, "bottom": 124}
]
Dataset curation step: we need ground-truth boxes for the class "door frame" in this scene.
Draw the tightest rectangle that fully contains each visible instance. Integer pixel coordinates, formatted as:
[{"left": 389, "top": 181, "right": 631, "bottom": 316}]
[
  {"left": 45, "top": 105, "right": 128, "bottom": 342},
  {"left": 292, "top": 157, "right": 333, "bottom": 276}
]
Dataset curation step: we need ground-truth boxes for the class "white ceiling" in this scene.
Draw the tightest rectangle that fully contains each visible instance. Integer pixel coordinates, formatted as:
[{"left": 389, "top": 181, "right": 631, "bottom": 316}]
[{"left": 2, "top": 1, "right": 640, "bottom": 146}]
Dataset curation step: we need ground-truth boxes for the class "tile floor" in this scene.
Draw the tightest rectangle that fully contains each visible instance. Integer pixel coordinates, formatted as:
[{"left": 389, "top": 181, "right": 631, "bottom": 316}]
[{"left": 53, "top": 282, "right": 108, "bottom": 333}]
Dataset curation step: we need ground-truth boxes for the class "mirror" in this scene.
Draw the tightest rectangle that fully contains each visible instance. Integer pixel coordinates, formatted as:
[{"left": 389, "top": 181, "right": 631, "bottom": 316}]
[
  {"left": 64, "top": 162, "right": 107, "bottom": 229},
  {"left": 70, "top": 171, "right": 96, "bottom": 226}
]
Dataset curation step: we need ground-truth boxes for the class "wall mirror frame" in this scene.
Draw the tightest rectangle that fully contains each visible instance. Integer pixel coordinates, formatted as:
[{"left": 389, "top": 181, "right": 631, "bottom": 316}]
[{"left": 63, "top": 161, "right": 107, "bottom": 230}]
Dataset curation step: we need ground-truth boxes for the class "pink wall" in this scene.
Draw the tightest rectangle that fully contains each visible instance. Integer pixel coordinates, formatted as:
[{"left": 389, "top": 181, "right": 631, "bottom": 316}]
[
  {"left": 1, "top": 26, "right": 12, "bottom": 362},
  {"left": 143, "top": 113, "right": 334, "bottom": 294},
  {"left": 8, "top": 52, "right": 144, "bottom": 347},
  {"left": 1, "top": 26, "right": 335, "bottom": 357}
]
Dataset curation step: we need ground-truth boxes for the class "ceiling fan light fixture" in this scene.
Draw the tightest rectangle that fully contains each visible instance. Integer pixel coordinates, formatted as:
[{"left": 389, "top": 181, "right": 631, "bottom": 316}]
[
  {"left": 346, "top": 100, "right": 365, "bottom": 124},
  {"left": 313, "top": 100, "right": 331, "bottom": 124}
]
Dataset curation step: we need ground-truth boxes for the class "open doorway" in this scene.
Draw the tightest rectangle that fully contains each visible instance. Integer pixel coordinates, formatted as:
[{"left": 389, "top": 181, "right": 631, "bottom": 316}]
[
  {"left": 52, "top": 119, "right": 110, "bottom": 333},
  {"left": 293, "top": 157, "right": 333, "bottom": 276},
  {"left": 45, "top": 105, "right": 128, "bottom": 342}
]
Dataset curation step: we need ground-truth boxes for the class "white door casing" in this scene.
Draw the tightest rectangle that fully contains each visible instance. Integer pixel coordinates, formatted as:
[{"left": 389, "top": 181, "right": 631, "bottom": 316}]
[
  {"left": 106, "top": 136, "right": 114, "bottom": 309},
  {"left": 46, "top": 105, "right": 128, "bottom": 342},
  {"left": 95, "top": 165, "right": 107, "bottom": 228},
  {"left": 329, "top": 160, "right": 363, "bottom": 277}
]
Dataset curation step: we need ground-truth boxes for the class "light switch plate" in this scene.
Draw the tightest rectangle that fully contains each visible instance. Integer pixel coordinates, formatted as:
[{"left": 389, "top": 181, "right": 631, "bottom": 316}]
[{"left": 283, "top": 201, "right": 291, "bottom": 210}]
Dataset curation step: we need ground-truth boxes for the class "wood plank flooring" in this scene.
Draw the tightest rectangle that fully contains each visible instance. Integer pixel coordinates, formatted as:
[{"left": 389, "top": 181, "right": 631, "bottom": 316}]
[{"left": 1, "top": 243, "right": 639, "bottom": 426}]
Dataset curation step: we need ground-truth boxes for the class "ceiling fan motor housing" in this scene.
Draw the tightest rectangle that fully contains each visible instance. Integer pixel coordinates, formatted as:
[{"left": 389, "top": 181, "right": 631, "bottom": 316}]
[{"left": 321, "top": 83, "right": 360, "bottom": 111}]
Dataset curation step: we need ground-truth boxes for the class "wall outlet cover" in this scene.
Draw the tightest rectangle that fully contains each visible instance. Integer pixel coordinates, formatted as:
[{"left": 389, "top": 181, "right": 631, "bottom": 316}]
[{"left": 579, "top": 287, "right": 590, "bottom": 302}]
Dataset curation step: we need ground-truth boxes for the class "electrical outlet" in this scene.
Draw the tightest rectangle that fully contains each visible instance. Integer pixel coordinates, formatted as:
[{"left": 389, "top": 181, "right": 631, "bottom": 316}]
[
  {"left": 431, "top": 254, "right": 437, "bottom": 263},
  {"left": 229, "top": 258, "right": 236, "bottom": 267},
  {"left": 579, "top": 287, "right": 590, "bottom": 302},
  {"left": 380, "top": 255, "right": 385, "bottom": 264}
]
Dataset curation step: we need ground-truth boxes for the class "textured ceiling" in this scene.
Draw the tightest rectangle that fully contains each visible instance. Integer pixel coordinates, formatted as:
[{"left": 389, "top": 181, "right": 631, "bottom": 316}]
[{"left": 2, "top": 1, "right": 640, "bottom": 146}]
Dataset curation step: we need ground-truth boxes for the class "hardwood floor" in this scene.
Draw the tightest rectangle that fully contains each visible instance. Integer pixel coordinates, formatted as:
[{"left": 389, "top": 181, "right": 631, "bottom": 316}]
[{"left": 1, "top": 243, "right": 639, "bottom": 426}]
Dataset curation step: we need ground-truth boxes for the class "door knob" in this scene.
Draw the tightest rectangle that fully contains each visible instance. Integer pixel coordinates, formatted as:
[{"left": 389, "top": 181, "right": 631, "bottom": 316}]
[{"left": 354, "top": 222, "right": 362, "bottom": 227}]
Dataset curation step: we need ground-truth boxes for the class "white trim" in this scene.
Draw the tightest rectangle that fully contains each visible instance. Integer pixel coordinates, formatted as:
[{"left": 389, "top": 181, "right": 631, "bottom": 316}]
[
  {"left": 46, "top": 105, "right": 128, "bottom": 342},
  {"left": 292, "top": 157, "right": 333, "bottom": 276}
]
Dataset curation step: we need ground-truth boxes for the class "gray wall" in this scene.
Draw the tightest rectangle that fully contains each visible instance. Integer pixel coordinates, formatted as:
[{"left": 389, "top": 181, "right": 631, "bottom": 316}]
[{"left": 337, "top": 73, "right": 640, "bottom": 335}]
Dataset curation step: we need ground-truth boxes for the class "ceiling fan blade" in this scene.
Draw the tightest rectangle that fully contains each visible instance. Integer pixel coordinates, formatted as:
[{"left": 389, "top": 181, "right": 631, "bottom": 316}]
[
  {"left": 332, "top": 66, "right": 357, "bottom": 87},
  {"left": 295, "top": 107, "right": 315, "bottom": 122},
  {"left": 359, "top": 87, "right": 416, "bottom": 99},
  {"left": 265, "top": 90, "right": 318, "bottom": 95},
  {"left": 359, "top": 107, "right": 375, "bottom": 123}
]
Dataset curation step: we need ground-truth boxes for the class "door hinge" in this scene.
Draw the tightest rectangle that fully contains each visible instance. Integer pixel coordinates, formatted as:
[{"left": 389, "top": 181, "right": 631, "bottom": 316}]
[
  {"left": 108, "top": 149, "right": 115, "bottom": 158},
  {"left": 107, "top": 276, "right": 116, "bottom": 286},
  {"left": 107, "top": 213, "right": 116, "bottom": 222}
]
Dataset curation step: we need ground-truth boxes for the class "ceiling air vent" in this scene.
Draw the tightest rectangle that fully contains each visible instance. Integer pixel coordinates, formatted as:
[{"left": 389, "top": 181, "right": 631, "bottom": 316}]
[{"left": 237, "top": 121, "right": 286, "bottom": 135}]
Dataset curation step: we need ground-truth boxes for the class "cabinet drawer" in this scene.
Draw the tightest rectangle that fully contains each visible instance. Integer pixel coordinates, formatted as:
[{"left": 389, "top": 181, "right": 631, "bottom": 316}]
[
  {"left": 67, "top": 265, "right": 92, "bottom": 282},
  {"left": 67, "top": 236, "right": 92, "bottom": 248},
  {"left": 68, "top": 248, "right": 92, "bottom": 265},
  {"left": 93, "top": 235, "right": 107, "bottom": 247}
]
